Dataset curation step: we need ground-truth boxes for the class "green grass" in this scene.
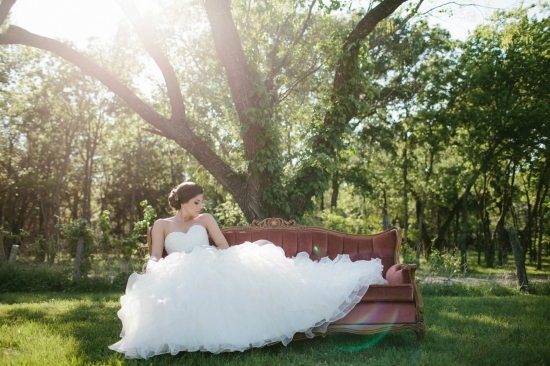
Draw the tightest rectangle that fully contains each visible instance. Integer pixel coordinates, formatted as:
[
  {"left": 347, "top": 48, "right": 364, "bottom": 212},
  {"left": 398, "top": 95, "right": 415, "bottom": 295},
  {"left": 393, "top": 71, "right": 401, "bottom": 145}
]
[{"left": 1, "top": 285, "right": 549, "bottom": 365}]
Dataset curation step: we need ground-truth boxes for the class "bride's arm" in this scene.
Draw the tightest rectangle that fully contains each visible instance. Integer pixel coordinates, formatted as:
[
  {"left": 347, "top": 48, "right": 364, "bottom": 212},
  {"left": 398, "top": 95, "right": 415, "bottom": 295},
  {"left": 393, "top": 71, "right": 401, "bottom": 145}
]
[
  {"left": 142, "top": 221, "right": 166, "bottom": 273},
  {"left": 202, "top": 214, "right": 229, "bottom": 249},
  {"left": 150, "top": 220, "right": 166, "bottom": 261}
]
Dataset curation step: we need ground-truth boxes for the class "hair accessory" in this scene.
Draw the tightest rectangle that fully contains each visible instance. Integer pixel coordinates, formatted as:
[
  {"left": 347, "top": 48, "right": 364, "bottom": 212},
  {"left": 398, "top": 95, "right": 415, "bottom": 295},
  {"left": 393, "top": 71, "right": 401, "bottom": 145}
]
[{"left": 174, "top": 191, "right": 179, "bottom": 202}]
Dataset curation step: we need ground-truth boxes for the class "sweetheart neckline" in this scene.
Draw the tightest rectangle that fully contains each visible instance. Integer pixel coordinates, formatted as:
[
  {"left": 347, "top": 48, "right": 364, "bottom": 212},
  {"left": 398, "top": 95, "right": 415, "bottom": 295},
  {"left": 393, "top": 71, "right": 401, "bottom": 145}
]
[{"left": 165, "top": 225, "right": 206, "bottom": 239}]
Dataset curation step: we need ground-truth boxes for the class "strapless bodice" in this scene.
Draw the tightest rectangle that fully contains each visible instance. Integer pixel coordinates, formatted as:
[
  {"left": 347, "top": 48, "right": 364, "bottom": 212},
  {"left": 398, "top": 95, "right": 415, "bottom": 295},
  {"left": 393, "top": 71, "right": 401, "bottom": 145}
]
[{"left": 164, "top": 225, "right": 210, "bottom": 254}]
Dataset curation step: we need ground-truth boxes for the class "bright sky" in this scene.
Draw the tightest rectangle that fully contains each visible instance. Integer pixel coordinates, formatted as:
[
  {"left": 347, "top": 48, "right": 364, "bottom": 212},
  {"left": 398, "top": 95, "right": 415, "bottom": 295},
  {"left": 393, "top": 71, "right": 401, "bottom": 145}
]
[
  {"left": 419, "top": 0, "right": 541, "bottom": 40},
  {"left": 10, "top": 0, "right": 125, "bottom": 45},
  {"left": 9, "top": 0, "right": 540, "bottom": 47}
]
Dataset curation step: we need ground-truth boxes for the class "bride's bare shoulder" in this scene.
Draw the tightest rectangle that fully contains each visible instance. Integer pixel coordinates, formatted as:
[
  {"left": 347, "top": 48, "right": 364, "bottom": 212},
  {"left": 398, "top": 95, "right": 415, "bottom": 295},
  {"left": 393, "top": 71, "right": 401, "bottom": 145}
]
[
  {"left": 197, "top": 213, "right": 217, "bottom": 225},
  {"left": 152, "top": 218, "right": 172, "bottom": 229}
]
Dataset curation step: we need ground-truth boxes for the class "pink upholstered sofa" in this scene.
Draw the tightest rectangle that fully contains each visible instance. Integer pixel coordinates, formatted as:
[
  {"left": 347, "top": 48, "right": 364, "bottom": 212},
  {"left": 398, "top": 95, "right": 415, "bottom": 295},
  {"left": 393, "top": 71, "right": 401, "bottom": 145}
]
[
  {"left": 218, "top": 218, "right": 424, "bottom": 343},
  {"left": 148, "top": 218, "right": 425, "bottom": 343}
]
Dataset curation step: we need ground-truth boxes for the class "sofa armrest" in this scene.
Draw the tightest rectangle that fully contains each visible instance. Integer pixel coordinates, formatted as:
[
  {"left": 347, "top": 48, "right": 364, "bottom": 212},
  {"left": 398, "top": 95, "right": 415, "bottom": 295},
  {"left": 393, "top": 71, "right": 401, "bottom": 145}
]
[
  {"left": 386, "top": 264, "right": 424, "bottom": 320},
  {"left": 406, "top": 264, "right": 424, "bottom": 320}
]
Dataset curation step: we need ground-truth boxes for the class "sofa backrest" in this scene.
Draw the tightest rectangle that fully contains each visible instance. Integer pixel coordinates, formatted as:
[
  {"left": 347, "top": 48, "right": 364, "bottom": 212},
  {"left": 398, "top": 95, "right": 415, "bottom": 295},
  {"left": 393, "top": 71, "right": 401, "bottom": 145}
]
[
  {"left": 147, "top": 218, "right": 402, "bottom": 279},
  {"left": 218, "top": 218, "right": 401, "bottom": 279}
]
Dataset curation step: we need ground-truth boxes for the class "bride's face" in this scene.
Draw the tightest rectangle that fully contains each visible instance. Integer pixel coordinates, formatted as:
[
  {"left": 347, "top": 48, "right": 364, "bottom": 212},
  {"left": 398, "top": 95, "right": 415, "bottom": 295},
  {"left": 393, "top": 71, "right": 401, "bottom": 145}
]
[{"left": 181, "top": 194, "right": 203, "bottom": 217}]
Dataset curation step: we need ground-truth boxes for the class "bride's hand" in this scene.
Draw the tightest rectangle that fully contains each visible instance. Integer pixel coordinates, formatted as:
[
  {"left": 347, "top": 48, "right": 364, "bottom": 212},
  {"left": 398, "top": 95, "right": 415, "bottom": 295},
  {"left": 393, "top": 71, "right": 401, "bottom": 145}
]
[{"left": 143, "top": 256, "right": 159, "bottom": 273}]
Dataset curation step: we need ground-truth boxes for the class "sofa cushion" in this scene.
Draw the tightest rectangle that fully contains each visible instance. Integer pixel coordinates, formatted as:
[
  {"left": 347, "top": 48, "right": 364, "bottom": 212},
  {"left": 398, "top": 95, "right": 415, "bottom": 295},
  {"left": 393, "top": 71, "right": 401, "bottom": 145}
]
[
  {"left": 385, "top": 263, "right": 412, "bottom": 285},
  {"left": 361, "top": 284, "right": 413, "bottom": 302}
]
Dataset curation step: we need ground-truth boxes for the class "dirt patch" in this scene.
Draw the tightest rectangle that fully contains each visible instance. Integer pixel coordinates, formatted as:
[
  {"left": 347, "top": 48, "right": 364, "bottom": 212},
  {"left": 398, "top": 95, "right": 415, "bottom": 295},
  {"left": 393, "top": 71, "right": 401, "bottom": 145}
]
[{"left": 418, "top": 274, "right": 549, "bottom": 285}]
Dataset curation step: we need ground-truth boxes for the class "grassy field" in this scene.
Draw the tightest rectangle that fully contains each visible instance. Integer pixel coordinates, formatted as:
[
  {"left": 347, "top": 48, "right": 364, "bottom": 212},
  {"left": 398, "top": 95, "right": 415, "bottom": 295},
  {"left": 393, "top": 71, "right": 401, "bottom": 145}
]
[{"left": 1, "top": 284, "right": 549, "bottom": 366}]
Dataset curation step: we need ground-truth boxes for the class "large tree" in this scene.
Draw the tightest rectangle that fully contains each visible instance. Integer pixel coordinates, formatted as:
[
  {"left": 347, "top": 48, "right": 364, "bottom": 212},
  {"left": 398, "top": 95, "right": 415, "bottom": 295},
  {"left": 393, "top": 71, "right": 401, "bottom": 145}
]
[
  {"left": 0, "top": 0, "right": 415, "bottom": 222},
  {"left": 448, "top": 7, "right": 549, "bottom": 267}
]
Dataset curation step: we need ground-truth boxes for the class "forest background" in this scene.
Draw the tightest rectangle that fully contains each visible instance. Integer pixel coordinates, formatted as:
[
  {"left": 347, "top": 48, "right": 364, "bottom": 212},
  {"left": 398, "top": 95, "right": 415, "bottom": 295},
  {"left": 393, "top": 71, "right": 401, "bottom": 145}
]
[{"left": 0, "top": 0, "right": 548, "bottom": 282}]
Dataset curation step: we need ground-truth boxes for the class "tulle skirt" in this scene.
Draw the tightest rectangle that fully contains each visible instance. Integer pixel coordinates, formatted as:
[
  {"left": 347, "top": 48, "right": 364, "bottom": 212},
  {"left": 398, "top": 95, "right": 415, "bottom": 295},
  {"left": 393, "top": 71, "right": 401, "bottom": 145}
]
[{"left": 109, "top": 242, "right": 387, "bottom": 359}]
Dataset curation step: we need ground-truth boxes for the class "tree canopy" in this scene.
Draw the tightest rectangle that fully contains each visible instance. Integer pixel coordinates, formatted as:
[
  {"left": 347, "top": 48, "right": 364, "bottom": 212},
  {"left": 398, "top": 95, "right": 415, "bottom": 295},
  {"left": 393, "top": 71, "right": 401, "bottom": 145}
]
[{"left": 0, "top": 1, "right": 548, "bottom": 271}]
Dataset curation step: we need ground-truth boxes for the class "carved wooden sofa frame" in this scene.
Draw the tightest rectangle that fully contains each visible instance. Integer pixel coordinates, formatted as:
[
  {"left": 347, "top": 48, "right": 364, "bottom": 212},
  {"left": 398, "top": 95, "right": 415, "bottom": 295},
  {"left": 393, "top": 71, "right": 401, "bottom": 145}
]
[{"left": 147, "top": 218, "right": 425, "bottom": 344}]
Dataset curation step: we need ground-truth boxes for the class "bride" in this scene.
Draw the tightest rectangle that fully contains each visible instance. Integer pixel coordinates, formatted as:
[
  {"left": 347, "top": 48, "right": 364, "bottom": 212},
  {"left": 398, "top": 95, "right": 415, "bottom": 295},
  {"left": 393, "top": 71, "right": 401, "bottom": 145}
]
[{"left": 109, "top": 182, "right": 387, "bottom": 359}]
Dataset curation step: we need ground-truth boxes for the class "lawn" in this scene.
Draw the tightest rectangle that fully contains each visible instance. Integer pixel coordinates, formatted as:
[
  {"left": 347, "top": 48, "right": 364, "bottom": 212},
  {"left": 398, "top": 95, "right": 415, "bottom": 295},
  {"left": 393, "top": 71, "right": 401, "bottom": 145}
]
[{"left": 1, "top": 284, "right": 549, "bottom": 365}]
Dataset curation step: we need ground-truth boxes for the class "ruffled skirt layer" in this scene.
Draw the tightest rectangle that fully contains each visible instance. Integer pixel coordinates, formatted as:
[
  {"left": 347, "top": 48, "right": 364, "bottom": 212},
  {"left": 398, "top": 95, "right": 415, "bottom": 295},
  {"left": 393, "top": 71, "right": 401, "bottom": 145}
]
[{"left": 109, "top": 242, "right": 387, "bottom": 358}]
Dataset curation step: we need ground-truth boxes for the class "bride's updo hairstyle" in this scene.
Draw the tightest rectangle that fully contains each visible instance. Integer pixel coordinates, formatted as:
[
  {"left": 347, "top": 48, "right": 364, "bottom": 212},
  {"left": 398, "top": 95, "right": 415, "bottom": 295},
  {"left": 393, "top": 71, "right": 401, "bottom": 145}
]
[{"left": 168, "top": 182, "right": 204, "bottom": 210}]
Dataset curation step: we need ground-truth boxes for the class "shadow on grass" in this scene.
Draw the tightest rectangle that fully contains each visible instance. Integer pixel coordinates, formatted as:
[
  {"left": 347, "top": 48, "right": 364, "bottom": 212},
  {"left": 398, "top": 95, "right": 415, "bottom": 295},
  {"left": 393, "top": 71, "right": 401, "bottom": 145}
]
[
  {"left": 425, "top": 296, "right": 550, "bottom": 365},
  {"left": 2, "top": 291, "right": 550, "bottom": 365},
  {"left": 0, "top": 292, "right": 424, "bottom": 365}
]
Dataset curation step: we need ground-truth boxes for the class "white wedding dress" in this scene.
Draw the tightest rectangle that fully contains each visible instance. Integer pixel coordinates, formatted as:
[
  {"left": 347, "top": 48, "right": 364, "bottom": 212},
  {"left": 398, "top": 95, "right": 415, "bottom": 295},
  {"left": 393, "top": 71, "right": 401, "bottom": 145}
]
[{"left": 109, "top": 225, "right": 387, "bottom": 359}]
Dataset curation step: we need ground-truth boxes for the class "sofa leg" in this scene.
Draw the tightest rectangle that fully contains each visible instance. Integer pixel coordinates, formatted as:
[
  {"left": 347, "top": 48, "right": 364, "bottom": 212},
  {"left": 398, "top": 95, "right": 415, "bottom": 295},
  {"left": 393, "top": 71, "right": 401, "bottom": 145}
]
[{"left": 414, "top": 322, "right": 426, "bottom": 345}]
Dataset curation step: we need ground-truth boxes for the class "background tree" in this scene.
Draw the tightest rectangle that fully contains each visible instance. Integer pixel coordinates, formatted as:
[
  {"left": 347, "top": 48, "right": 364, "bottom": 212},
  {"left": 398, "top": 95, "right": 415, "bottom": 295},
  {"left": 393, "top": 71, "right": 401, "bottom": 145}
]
[{"left": 0, "top": 0, "right": 414, "bottom": 222}]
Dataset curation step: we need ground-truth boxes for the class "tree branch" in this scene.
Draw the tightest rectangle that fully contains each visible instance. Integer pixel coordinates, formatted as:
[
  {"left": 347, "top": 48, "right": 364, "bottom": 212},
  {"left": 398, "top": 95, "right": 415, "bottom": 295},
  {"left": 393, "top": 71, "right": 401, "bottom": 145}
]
[
  {"left": 0, "top": 26, "right": 168, "bottom": 131},
  {"left": 116, "top": 0, "right": 186, "bottom": 123},
  {"left": 420, "top": 2, "right": 501, "bottom": 16},
  {"left": 278, "top": 63, "right": 322, "bottom": 103},
  {"left": 203, "top": 0, "right": 263, "bottom": 163},
  {"left": 345, "top": 0, "right": 408, "bottom": 48},
  {"left": 289, "top": 0, "right": 408, "bottom": 215},
  {"left": 0, "top": 25, "right": 247, "bottom": 201},
  {"left": 0, "top": 0, "right": 16, "bottom": 28},
  {"left": 265, "top": 0, "right": 316, "bottom": 95},
  {"left": 326, "top": 0, "right": 408, "bottom": 147},
  {"left": 369, "top": 0, "right": 425, "bottom": 50},
  {"left": 141, "top": 127, "right": 169, "bottom": 138},
  {"left": 268, "top": 14, "right": 292, "bottom": 72}
]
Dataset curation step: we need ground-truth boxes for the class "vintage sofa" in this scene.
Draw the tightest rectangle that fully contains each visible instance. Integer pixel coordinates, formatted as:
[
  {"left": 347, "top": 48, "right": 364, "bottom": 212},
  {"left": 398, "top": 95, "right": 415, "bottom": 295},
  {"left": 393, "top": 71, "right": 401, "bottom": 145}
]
[{"left": 147, "top": 218, "right": 425, "bottom": 343}]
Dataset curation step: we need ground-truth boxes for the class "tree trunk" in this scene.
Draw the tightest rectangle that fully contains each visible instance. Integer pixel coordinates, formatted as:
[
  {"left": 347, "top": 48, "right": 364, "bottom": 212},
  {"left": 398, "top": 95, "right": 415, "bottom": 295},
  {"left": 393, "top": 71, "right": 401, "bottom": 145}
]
[
  {"left": 507, "top": 227, "right": 530, "bottom": 292},
  {"left": 331, "top": 174, "right": 340, "bottom": 209},
  {"left": 0, "top": 185, "right": 9, "bottom": 262},
  {"left": 53, "top": 127, "right": 76, "bottom": 264},
  {"left": 494, "top": 162, "right": 513, "bottom": 267},
  {"left": 434, "top": 175, "right": 480, "bottom": 251},
  {"left": 416, "top": 200, "right": 424, "bottom": 265},
  {"left": 403, "top": 135, "right": 409, "bottom": 238},
  {"left": 35, "top": 195, "right": 47, "bottom": 263},
  {"left": 477, "top": 227, "right": 482, "bottom": 265},
  {"left": 71, "top": 191, "right": 79, "bottom": 221},
  {"left": 383, "top": 188, "right": 390, "bottom": 230},
  {"left": 454, "top": 205, "right": 459, "bottom": 249},
  {"left": 129, "top": 132, "right": 141, "bottom": 234},
  {"left": 73, "top": 235, "right": 85, "bottom": 280},
  {"left": 1, "top": 138, "right": 15, "bottom": 261},
  {"left": 527, "top": 156, "right": 550, "bottom": 262},
  {"left": 521, "top": 172, "right": 533, "bottom": 260},
  {"left": 474, "top": 172, "right": 495, "bottom": 268},
  {"left": 460, "top": 190, "right": 469, "bottom": 273},
  {"left": 537, "top": 206, "right": 546, "bottom": 270}
]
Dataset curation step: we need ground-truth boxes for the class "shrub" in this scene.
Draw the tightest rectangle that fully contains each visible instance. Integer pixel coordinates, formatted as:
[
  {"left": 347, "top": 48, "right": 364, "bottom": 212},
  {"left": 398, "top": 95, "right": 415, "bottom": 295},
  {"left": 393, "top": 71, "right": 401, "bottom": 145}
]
[
  {"left": 530, "top": 282, "right": 550, "bottom": 296},
  {"left": 0, "top": 264, "right": 71, "bottom": 292},
  {"left": 212, "top": 195, "right": 247, "bottom": 227},
  {"left": 401, "top": 244, "right": 417, "bottom": 265},
  {"left": 69, "top": 277, "right": 112, "bottom": 292},
  {"left": 0, "top": 264, "right": 133, "bottom": 293},
  {"left": 61, "top": 219, "right": 94, "bottom": 278},
  {"left": 313, "top": 209, "right": 366, "bottom": 234},
  {"left": 419, "top": 282, "right": 517, "bottom": 297},
  {"left": 428, "top": 249, "right": 461, "bottom": 276},
  {"left": 110, "top": 271, "right": 132, "bottom": 292}
]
